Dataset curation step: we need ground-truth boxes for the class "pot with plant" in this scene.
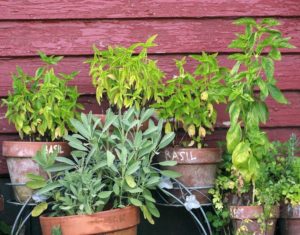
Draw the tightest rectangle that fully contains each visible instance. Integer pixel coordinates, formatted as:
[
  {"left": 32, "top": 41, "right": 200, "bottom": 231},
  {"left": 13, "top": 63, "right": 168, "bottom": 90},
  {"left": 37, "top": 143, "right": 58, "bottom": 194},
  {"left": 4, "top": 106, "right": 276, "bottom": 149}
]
[
  {"left": 209, "top": 148, "right": 283, "bottom": 235},
  {"left": 87, "top": 35, "right": 164, "bottom": 126},
  {"left": 153, "top": 54, "right": 228, "bottom": 203},
  {"left": 27, "top": 107, "right": 179, "bottom": 235},
  {"left": 276, "top": 134, "right": 300, "bottom": 235},
  {"left": 209, "top": 18, "right": 295, "bottom": 235},
  {"left": 1, "top": 52, "right": 83, "bottom": 202}
]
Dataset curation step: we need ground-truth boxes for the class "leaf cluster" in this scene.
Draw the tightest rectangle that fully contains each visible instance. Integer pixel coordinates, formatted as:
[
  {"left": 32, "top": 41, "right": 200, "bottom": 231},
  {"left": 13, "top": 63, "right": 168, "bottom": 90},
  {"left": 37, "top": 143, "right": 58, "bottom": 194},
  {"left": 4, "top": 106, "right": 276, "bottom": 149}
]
[
  {"left": 209, "top": 134, "right": 300, "bottom": 233},
  {"left": 209, "top": 144, "right": 285, "bottom": 233},
  {"left": 2, "top": 52, "right": 83, "bottom": 141},
  {"left": 27, "top": 107, "right": 178, "bottom": 224},
  {"left": 152, "top": 54, "right": 228, "bottom": 148},
  {"left": 225, "top": 18, "right": 295, "bottom": 183},
  {"left": 274, "top": 134, "right": 300, "bottom": 206},
  {"left": 87, "top": 35, "right": 164, "bottom": 110}
]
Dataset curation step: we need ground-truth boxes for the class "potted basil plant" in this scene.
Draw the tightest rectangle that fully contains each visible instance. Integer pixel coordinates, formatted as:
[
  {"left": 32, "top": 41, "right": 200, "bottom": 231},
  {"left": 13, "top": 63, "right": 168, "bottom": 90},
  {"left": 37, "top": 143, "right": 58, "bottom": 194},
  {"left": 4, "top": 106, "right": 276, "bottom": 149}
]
[
  {"left": 152, "top": 54, "right": 228, "bottom": 203},
  {"left": 27, "top": 107, "right": 179, "bottom": 235},
  {"left": 1, "top": 52, "right": 82, "bottom": 202},
  {"left": 210, "top": 18, "right": 295, "bottom": 235}
]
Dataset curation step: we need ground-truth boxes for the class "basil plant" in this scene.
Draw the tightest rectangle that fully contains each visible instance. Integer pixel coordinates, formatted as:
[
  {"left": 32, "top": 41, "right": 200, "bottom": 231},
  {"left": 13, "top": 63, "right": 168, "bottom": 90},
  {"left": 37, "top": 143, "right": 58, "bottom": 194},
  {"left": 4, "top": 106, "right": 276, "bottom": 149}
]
[
  {"left": 153, "top": 54, "right": 228, "bottom": 148},
  {"left": 87, "top": 35, "right": 164, "bottom": 110},
  {"left": 27, "top": 107, "right": 179, "bottom": 224},
  {"left": 225, "top": 18, "right": 295, "bottom": 183},
  {"left": 2, "top": 52, "right": 83, "bottom": 141}
]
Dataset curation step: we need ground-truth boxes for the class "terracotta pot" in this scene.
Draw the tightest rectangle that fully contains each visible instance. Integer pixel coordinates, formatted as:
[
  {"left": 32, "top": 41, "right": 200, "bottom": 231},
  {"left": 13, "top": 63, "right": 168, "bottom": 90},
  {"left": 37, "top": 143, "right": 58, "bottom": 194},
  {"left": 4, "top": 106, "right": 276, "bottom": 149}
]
[
  {"left": 94, "top": 114, "right": 152, "bottom": 131},
  {"left": 279, "top": 204, "right": 300, "bottom": 235},
  {"left": 2, "top": 141, "right": 71, "bottom": 202},
  {"left": 158, "top": 147, "right": 222, "bottom": 203},
  {"left": 230, "top": 205, "right": 280, "bottom": 235},
  {"left": 94, "top": 114, "right": 106, "bottom": 124},
  {"left": 40, "top": 206, "right": 140, "bottom": 235}
]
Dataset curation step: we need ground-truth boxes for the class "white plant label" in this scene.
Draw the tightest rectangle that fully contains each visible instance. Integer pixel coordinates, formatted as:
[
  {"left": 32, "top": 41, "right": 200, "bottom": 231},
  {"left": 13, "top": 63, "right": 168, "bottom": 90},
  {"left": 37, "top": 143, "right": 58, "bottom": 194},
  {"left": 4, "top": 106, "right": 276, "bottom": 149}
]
[
  {"left": 164, "top": 150, "right": 196, "bottom": 162},
  {"left": 45, "top": 145, "right": 64, "bottom": 154}
]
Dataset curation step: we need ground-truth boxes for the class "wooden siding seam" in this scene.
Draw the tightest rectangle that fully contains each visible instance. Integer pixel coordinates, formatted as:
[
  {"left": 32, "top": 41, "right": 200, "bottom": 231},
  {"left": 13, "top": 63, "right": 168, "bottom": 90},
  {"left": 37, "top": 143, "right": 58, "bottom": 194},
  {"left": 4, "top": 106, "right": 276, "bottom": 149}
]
[{"left": 1, "top": 15, "right": 300, "bottom": 22}]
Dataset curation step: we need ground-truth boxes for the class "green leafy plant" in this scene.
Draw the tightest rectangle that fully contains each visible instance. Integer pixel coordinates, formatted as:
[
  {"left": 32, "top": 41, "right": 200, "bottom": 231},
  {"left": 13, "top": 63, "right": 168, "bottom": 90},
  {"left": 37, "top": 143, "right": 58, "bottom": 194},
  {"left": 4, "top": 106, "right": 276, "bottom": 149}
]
[
  {"left": 2, "top": 52, "right": 83, "bottom": 141},
  {"left": 209, "top": 135, "right": 299, "bottom": 234},
  {"left": 208, "top": 17, "right": 295, "bottom": 234},
  {"left": 152, "top": 54, "right": 228, "bottom": 148},
  {"left": 275, "top": 134, "right": 300, "bottom": 206},
  {"left": 87, "top": 35, "right": 164, "bottom": 110},
  {"left": 209, "top": 144, "right": 284, "bottom": 234},
  {"left": 0, "top": 220, "right": 11, "bottom": 235},
  {"left": 225, "top": 17, "right": 295, "bottom": 184},
  {"left": 27, "top": 107, "right": 178, "bottom": 224},
  {"left": 51, "top": 226, "right": 62, "bottom": 235}
]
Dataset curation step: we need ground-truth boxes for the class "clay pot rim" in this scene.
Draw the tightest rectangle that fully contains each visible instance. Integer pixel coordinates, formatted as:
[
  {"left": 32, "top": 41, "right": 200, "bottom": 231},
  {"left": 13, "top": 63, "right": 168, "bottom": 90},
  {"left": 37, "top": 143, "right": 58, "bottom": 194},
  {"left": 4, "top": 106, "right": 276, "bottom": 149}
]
[
  {"left": 161, "top": 147, "right": 222, "bottom": 164},
  {"left": 40, "top": 205, "right": 137, "bottom": 220},
  {"left": 93, "top": 114, "right": 106, "bottom": 120},
  {"left": 165, "top": 147, "right": 221, "bottom": 151},
  {"left": 280, "top": 204, "right": 300, "bottom": 218},
  {"left": 2, "top": 140, "right": 70, "bottom": 158},
  {"left": 229, "top": 205, "right": 280, "bottom": 219},
  {"left": 3, "top": 140, "right": 68, "bottom": 144}
]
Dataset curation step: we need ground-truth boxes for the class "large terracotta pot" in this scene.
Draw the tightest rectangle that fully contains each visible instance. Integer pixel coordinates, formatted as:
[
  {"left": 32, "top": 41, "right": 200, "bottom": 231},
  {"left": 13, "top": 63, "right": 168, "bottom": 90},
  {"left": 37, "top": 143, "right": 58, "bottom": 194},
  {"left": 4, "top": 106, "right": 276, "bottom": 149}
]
[
  {"left": 2, "top": 141, "right": 71, "bottom": 202},
  {"left": 40, "top": 206, "right": 140, "bottom": 235},
  {"left": 280, "top": 204, "right": 300, "bottom": 235},
  {"left": 230, "top": 205, "right": 280, "bottom": 235},
  {"left": 158, "top": 147, "right": 222, "bottom": 203}
]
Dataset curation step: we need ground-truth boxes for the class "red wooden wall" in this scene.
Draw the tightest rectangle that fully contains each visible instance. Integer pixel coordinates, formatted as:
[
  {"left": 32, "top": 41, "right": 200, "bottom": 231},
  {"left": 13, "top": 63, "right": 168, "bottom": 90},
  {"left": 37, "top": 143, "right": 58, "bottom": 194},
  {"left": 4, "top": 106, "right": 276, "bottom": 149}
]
[{"left": 1, "top": 0, "right": 300, "bottom": 174}]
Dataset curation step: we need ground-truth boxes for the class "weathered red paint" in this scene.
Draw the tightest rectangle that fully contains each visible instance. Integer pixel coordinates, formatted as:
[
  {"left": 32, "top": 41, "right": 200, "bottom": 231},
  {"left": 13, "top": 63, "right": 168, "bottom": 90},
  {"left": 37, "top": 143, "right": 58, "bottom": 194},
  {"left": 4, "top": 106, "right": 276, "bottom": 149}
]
[
  {"left": 0, "top": 1, "right": 299, "bottom": 176},
  {"left": 1, "top": 0, "right": 300, "bottom": 20},
  {"left": 1, "top": 55, "right": 300, "bottom": 97},
  {"left": 0, "top": 19, "right": 299, "bottom": 57}
]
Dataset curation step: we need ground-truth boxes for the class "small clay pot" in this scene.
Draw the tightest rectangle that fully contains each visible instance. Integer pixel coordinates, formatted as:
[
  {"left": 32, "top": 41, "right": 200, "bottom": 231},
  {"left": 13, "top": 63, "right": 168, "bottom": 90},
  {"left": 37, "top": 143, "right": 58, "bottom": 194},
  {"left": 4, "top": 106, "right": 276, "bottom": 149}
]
[
  {"left": 230, "top": 205, "right": 280, "bottom": 235},
  {"left": 2, "top": 141, "right": 71, "bottom": 202},
  {"left": 40, "top": 206, "right": 140, "bottom": 235},
  {"left": 158, "top": 147, "right": 222, "bottom": 203},
  {"left": 279, "top": 204, "right": 300, "bottom": 235}
]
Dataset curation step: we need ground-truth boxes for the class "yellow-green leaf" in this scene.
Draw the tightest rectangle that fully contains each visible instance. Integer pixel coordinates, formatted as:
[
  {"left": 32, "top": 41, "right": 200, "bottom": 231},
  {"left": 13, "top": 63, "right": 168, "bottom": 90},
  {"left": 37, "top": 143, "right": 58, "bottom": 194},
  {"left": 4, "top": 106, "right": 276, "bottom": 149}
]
[
  {"left": 125, "top": 175, "right": 136, "bottom": 188},
  {"left": 32, "top": 202, "right": 48, "bottom": 217}
]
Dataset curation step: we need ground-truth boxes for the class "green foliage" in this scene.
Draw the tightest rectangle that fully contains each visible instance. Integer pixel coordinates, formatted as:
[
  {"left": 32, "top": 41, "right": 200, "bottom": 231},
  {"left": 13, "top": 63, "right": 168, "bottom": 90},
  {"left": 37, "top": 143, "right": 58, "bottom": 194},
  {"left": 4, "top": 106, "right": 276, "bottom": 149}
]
[
  {"left": 0, "top": 220, "right": 11, "bottom": 235},
  {"left": 51, "top": 226, "right": 62, "bottom": 235},
  {"left": 2, "top": 52, "right": 83, "bottom": 141},
  {"left": 225, "top": 18, "right": 295, "bottom": 183},
  {"left": 209, "top": 144, "right": 285, "bottom": 234},
  {"left": 152, "top": 54, "right": 228, "bottom": 148},
  {"left": 209, "top": 134, "right": 299, "bottom": 233},
  {"left": 87, "top": 35, "right": 164, "bottom": 110},
  {"left": 275, "top": 134, "right": 300, "bottom": 206},
  {"left": 28, "top": 107, "right": 177, "bottom": 224}
]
